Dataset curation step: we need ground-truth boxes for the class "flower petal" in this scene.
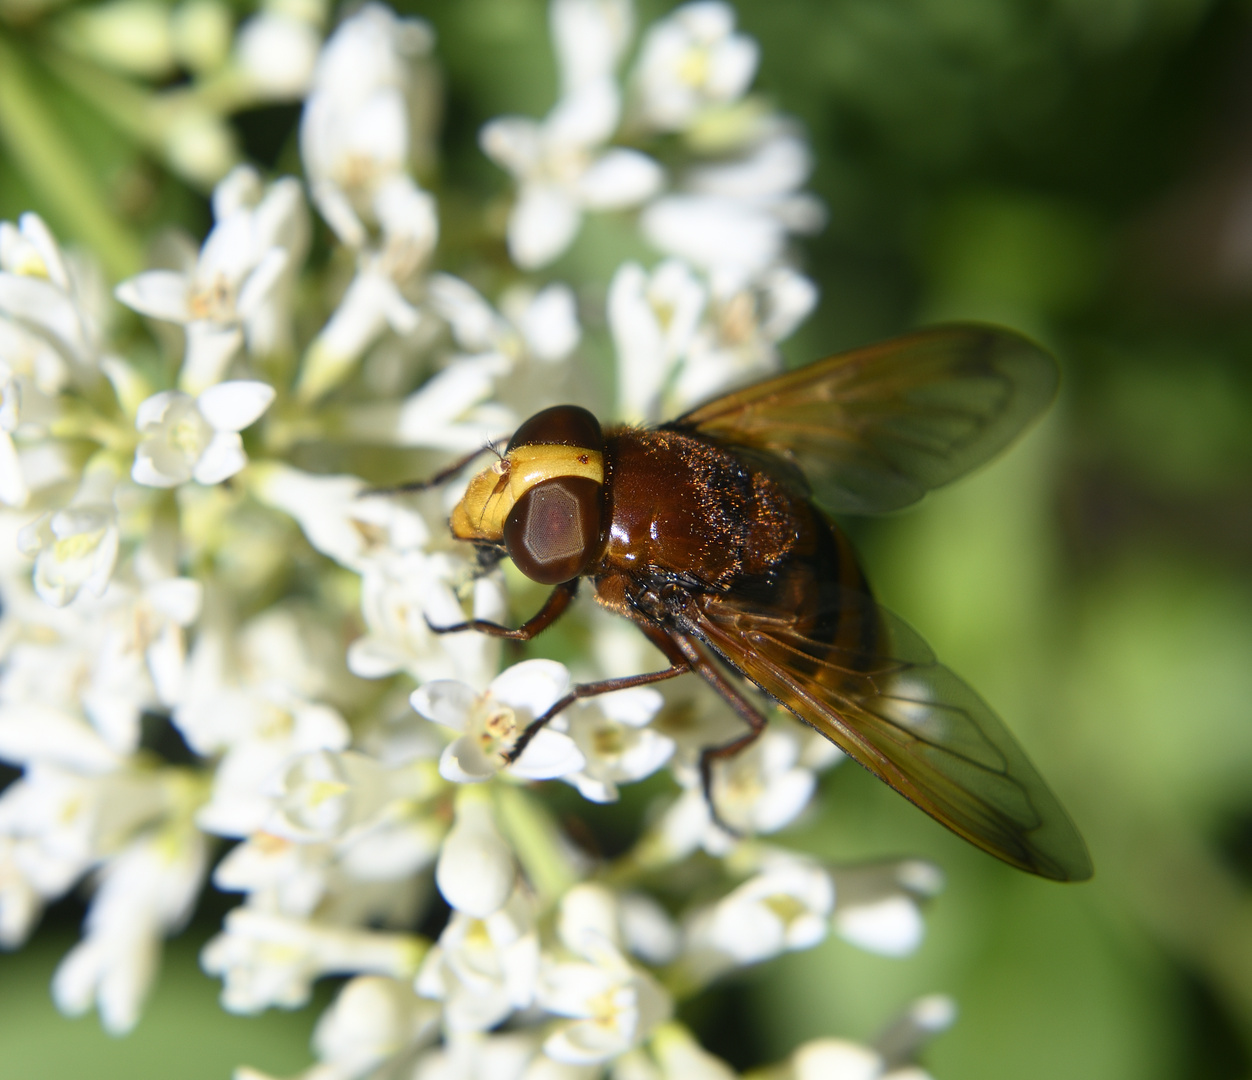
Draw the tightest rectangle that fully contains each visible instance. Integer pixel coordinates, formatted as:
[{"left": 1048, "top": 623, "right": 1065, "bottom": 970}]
[
  {"left": 578, "top": 149, "right": 664, "bottom": 209},
  {"left": 180, "top": 323, "right": 244, "bottom": 396},
  {"left": 508, "top": 185, "right": 582, "bottom": 270},
  {"left": 235, "top": 248, "right": 290, "bottom": 321},
  {"left": 518, "top": 282, "right": 580, "bottom": 362},
  {"left": 835, "top": 896, "right": 924, "bottom": 958},
  {"left": 410, "top": 681, "right": 479, "bottom": 732},
  {"left": 489, "top": 659, "right": 570, "bottom": 717},
  {"left": 438, "top": 739, "right": 496, "bottom": 784},
  {"left": 198, "top": 380, "right": 276, "bottom": 431},
  {"left": 191, "top": 432, "right": 246, "bottom": 485},
  {"left": 435, "top": 799, "right": 514, "bottom": 916},
  {"left": 510, "top": 728, "right": 585, "bottom": 781},
  {"left": 115, "top": 271, "right": 193, "bottom": 322}
]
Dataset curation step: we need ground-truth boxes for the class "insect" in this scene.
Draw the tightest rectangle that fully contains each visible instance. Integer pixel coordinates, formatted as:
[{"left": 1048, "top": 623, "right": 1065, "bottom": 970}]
[{"left": 432, "top": 323, "right": 1093, "bottom": 882}]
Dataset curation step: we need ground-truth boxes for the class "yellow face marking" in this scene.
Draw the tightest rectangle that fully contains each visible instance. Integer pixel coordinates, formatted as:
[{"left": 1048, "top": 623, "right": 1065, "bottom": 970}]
[{"left": 450, "top": 444, "right": 603, "bottom": 542}]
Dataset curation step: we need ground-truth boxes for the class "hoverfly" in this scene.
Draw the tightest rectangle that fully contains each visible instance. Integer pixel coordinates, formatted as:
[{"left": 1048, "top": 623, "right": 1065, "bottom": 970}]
[{"left": 432, "top": 324, "right": 1092, "bottom": 882}]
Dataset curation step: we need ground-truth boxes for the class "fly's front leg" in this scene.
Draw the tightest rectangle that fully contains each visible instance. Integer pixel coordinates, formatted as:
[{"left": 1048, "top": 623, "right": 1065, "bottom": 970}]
[{"left": 427, "top": 578, "right": 579, "bottom": 640}]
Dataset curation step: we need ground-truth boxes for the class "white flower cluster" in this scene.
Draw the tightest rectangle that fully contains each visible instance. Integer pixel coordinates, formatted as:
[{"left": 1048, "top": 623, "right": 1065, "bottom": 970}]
[
  {"left": 0, "top": 2, "right": 953, "bottom": 1077},
  {"left": 53, "top": 0, "right": 326, "bottom": 187}
]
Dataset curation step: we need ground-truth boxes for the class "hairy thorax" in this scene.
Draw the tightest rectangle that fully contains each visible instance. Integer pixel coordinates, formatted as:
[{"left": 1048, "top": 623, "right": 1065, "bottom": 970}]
[{"left": 593, "top": 428, "right": 802, "bottom": 594}]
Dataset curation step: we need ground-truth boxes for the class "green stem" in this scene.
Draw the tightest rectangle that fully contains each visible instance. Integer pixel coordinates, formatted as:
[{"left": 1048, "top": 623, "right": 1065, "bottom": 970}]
[
  {"left": 40, "top": 45, "right": 251, "bottom": 191},
  {"left": 493, "top": 784, "right": 580, "bottom": 909},
  {"left": 0, "top": 34, "right": 142, "bottom": 279}
]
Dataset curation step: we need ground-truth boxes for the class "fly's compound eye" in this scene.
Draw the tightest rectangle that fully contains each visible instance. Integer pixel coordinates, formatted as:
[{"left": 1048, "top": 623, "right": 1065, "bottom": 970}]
[{"left": 503, "top": 475, "right": 603, "bottom": 584}]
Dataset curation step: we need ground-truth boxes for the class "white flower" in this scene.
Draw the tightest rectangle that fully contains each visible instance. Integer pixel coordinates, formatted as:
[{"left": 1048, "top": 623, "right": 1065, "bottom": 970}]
[
  {"left": 213, "top": 167, "right": 310, "bottom": 362},
  {"left": 67, "top": 573, "right": 202, "bottom": 753},
  {"left": 608, "top": 259, "right": 706, "bottom": 422},
  {"left": 337, "top": 799, "right": 447, "bottom": 885},
  {"left": 300, "top": 3, "right": 434, "bottom": 247},
  {"left": 0, "top": 763, "right": 173, "bottom": 899},
  {"left": 116, "top": 172, "right": 302, "bottom": 392},
  {"left": 483, "top": 90, "right": 664, "bottom": 269},
  {"left": 0, "top": 210, "right": 72, "bottom": 283},
  {"left": 552, "top": 0, "right": 634, "bottom": 95},
  {"left": 562, "top": 686, "right": 673, "bottom": 802},
  {"left": 685, "top": 854, "right": 834, "bottom": 973},
  {"left": 0, "top": 836, "right": 41, "bottom": 946},
  {"left": 17, "top": 503, "right": 118, "bottom": 609},
  {"left": 173, "top": 613, "right": 352, "bottom": 837},
  {"left": 213, "top": 832, "right": 335, "bottom": 916},
  {"left": 309, "top": 975, "right": 441, "bottom": 1079},
  {"left": 647, "top": 1023, "right": 739, "bottom": 1080},
  {"left": 642, "top": 131, "right": 823, "bottom": 286},
  {"left": 52, "top": 826, "right": 208, "bottom": 1034},
  {"left": 481, "top": 0, "right": 659, "bottom": 270},
  {"left": 412, "top": 1030, "right": 543, "bottom": 1080},
  {"left": 348, "top": 548, "right": 502, "bottom": 687},
  {"left": 431, "top": 274, "right": 582, "bottom": 366},
  {"left": 201, "top": 907, "right": 425, "bottom": 1013},
  {"left": 435, "top": 790, "right": 516, "bottom": 917},
  {"left": 791, "top": 1041, "right": 894, "bottom": 1080},
  {"left": 0, "top": 682, "right": 121, "bottom": 776},
  {"left": 618, "top": 892, "right": 682, "bottom": 966},
  {"left": 235, "top": 9, "right": 323, "bottom": 99},
  {"left": 17, "top": 465, "right": 119, "bottom": 607},
  {"left": 250, "top": 462, "right": 430, "bottom": 571},
  {"left": 642, "top": 195, "right": 780, "bottom": 284},
  {"left": 269, "top": 750, "right": 394, "bottom": 843},
  {"left": 537, "top": 939, "right": 672, "bottom": 1065},
  {"left": 0, "top": 308, "right": 72, "bottom": 399},
  {"left": 632, "top": 2, "right": 759, "bottom": 132},
  {"left": 831, "top": 860, "right": 943, "bottom": 958},
  {"left": 340, "top": 353, "right": 512, "bottom": 452},
  {"left": 411, "top": 659, "right": 585, "bottom": 784},
  {"left": 0, "top": 213, "right": 101, "bottom": 372},
  {"left": 556, "top": 882, "right": 622, "bottom": 958},
  {"left": 190, "top": 690, "right": 351, "bottom": 839},
  {"left": 709, "top": 723, "right": 817, "bottom": 833},
  {"left": 790, "top": 996, "right": 956, "bottom": 1080},
  {"left": 131, "top": 380, "right": 275, "bottom": 488},
  {"left": 416, "top": 887, "right": 540, "bottom": 1032},
  {"left": 297, "top": 174, "right": 437, "bottom": 401},
  {"left": 0, "top": 314, "right": 74, "bottom": 507},
  {"left": 670, "top": 264, "right": 817, "bottom": 409},
  {"left": 653, "top": 723, "right": 817, "bottom": 860},
  {"left": 608, "top": 259, "right": 816, "bottom": 419}
]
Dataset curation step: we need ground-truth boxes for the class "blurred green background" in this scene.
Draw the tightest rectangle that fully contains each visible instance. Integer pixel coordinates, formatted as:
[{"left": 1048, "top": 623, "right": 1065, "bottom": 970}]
[{"left": 3, "top": 0, "right": 1252, "bottom": 1077}]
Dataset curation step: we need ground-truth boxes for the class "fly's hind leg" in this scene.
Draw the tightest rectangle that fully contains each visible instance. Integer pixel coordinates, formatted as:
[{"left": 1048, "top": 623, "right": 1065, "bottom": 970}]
[{"left": 666, "top": 633, "right": 772, "bottom": 836}]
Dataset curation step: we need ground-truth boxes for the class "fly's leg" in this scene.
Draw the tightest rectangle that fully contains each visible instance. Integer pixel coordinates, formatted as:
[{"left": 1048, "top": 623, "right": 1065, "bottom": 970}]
[
  {"left": 505, "top": 622, "right": 692, "bottom": 762},
  {"left": 666, "top": 633, "right": 772, "bottom": 836},
  {"left": 505, "top": 663, "right": 692, "bottom": 762},
  {"left": 427, "top": 578, "right": 579, "bottom": 639}
]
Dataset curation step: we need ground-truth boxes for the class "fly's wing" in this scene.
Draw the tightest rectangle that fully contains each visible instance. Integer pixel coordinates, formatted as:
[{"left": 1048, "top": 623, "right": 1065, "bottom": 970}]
[
  {"left": 685, "top": 584, "right": 1092, "bottom": 881},
  {"left": 667, "top": 324, "right": 1058, "bottom": 514}
]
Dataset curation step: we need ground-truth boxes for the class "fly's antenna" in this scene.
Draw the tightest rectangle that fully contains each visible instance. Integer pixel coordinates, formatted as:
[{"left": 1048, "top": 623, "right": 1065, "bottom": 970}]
[{"left": 365, "top": 440, "right": 507, "bottom": 496}]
